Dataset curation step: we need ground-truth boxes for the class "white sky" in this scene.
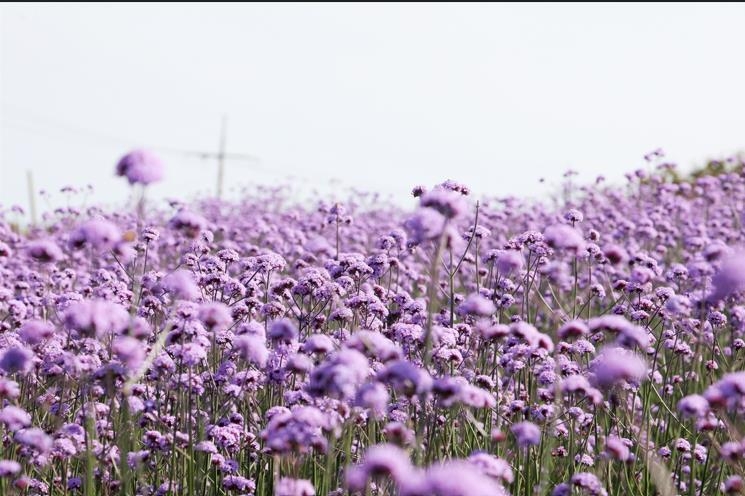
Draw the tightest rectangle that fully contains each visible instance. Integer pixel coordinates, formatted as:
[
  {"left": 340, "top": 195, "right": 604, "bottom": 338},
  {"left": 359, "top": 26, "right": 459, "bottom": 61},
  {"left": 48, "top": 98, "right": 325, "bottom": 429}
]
[{"left": 1, "top": 3, "right": 745, "bottom": 214}]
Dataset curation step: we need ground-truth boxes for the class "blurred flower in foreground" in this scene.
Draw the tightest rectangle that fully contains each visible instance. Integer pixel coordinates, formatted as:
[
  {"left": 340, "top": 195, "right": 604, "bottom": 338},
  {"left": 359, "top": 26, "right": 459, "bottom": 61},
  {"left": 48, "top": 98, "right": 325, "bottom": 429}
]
[{"left": 116, "top": 149, "right": 164, "bottom": 185}]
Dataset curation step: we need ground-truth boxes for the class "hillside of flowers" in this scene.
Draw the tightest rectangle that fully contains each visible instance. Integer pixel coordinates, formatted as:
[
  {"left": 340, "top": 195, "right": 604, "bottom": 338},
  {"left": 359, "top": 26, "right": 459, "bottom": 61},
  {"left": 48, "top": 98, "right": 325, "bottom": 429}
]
[{"left": 2, "top": 151, "right": 745, "bottom": 496}]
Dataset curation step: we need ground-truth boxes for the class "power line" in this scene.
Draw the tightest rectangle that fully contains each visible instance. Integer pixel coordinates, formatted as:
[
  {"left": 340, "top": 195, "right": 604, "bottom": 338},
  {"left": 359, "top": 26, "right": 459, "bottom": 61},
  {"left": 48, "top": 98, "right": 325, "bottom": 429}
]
[
  {"left": 0, "top": 104, "right": 355, "bottom": 194},
  {"left": 0, "top": 102, "right": 261, "bottom": 162}
]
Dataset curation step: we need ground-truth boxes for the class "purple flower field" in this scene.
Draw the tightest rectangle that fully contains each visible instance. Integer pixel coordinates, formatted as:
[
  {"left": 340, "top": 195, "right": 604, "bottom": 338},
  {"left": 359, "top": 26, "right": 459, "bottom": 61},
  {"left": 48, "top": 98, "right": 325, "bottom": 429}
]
[{"left": 3, "top": 151, "right": 745, "bottom": 495}]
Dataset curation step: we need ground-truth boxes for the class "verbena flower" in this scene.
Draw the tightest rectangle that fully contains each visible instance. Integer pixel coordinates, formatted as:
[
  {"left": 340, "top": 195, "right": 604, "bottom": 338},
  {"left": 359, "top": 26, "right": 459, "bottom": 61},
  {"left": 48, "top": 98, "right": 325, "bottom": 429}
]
[
  {"left": 511, "top": 421, "right": 541, "bottom": 448},
  {"left": 116, "top": 149, "right": 165, "bottom": 185},
  {"left": 275, "top": 478, "right": 316, "bottom": 496}
]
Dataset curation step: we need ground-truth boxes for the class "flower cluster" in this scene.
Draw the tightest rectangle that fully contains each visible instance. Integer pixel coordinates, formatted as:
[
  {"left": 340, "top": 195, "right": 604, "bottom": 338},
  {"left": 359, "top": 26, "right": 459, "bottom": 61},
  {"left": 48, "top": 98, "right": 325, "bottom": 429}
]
[{"left": 1, "top": 154, "right": 745, "bottom": 495}]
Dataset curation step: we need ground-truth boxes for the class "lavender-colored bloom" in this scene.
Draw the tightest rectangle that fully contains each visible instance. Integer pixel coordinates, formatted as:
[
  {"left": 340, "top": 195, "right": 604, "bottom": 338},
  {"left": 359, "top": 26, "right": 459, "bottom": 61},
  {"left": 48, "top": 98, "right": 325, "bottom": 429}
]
[
  {"left": 564, "top": 209, "right": 584, "bottom": 223},
  {"left": 345, "top": 330, "right": 402, "bottom": 362},
  {"left": 18, "top": 320, "right": 55, "bottom": 345},
  {"left": 709, "top": 251, "right": 745, "bottom": 302},
  {"left": 552, "top": 483, "right": 572, "bottom": 496},
  {"left": 161, "top": 270, "right": 201, "bottom": 301},
  {"left": 558, "top": 320, "right": 589, "bottom": 339},
  {"left": 345, "top": 444, "right": 414, "bottom": 491},
  {"left": 677, "top": 394, "right": 709, "bottom": 418},
  {"left": 604, "top": 436, "right": 631, "bottom": 461},
  {"left": 14, "top": 428, "right": 53, "bottom": 454},
  {"left": 303, "top": 334, "right": 335, "bottom": 355},
  {"left": 467, "top": 452, "right": 514, "bottom": 483},
  {"left": 221, "top": 475, "right": 256, "bottom": 492},
  {"left": 419, "top": 189, "right": 467, "bottom": 219},
  {"left": 0, "top": 406, "right": 31, "bottom": 431},
  {"left": 703, "top": 372, "right": 745, "bottom": 408},
  {"left": 233, "top": 334, "right": 269, "bottom": 368},
  {"left": 511, "top": 421, "right": 541, "bottom": 448},
  {"left": 69, "top": 219, "right": 122, "bottom": 251},
  {"left": 377, "top": 360, "right": 433, "bottom": 397},
  {"left": 0, "top": 347, "right": 34, "bottom": 375},
  {"left": 112, "top": 336, "right": 146, "bottom": 370},
  {"left": 401, "top": 460, "right": 509, "bottom": 496},
  {"left": 590, "top": 346, "right": 647, "bottom": 389},
  {"left": 543, "top": 224, "right": 585, "bottom": 253},
  {"left": 354, "top": 382, "right": 390, "bottom": 419},
  {"left": 275, "top": 478, "right": 316, "bottom": 496},
  {"left": 63, "top": 299, "right": 130, "bottom": 338},
  {"left": 723, "top": 475, "right": 744, "bottom": 494},
  {"left": 26, "top": 240, "right": 64, "bottom": 263},
  {"left": 198, "top": 302, "right": 233, "bottom": 331},
  {"left": 570, "top": 472, "right": 607, "bottom": 496},
  {"left": 268, "top": 318, "right": 298, "bottom": 344},
  {"left": 286, "top": 353, "right": 314, "bottom": 374},
  {"left": 169, "top": 210, "right": 207, "bottom": 238},
  {"left": 0, "top": 460, "right": 21, "bottom": 477},
  {"left": 261, "top": 406, "right": 330, "bottom": 455},
  {"left": 404, "top": 208, "right": 447, "bottom": 244},
  {"left": 457, "top": 293, "right": 496, "bottom": 317},
  {"left": 495, "top": 250, "right": 524, "bottom": 275},
  {"left": 116, "top": 149, "right": 164, "bottom": 185},
  {"left": 307, "top": 349, "right": 369, "bottom": 400}
]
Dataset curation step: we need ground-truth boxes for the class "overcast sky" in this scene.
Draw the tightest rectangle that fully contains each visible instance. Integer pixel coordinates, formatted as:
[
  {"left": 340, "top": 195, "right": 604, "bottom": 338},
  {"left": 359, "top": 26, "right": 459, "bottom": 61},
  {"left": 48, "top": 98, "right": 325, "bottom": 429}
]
[{"left": 2, "top": 3, "right": 745, "bottom": 215}]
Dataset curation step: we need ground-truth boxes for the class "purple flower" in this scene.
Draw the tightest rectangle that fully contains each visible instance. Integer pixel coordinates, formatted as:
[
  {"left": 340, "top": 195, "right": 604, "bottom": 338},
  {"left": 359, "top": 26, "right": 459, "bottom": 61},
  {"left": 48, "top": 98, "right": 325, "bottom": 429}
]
[
  {"left": 495, "top": 250, "right": 524, "bottom": 275},
  {"left": 63, "top": 300, "right": 130, "bottom": 338},
  {"left": 558, "top": 320, "right": 589, "bottom": 340},
  {"left": 233, "top": 335, "right": 269, "bottom": 368},
  {"left": 0, "top": 347, "right": 34, "bottom": 375},
  {"left": 457, "top": 293, "right": 496, "bottom": 317},
  {"left": 275, "top": 478, "right": 316, "bottom": 496},
  {"left": 69, "top": 219, "right": 122, "bottom": 251},
  {"left": 709, "top": 251, "right": 745, "bottom": 302},
  {"left": 543, "top": 224, "right": 585, "bottom": 253},
  {"left": 112, "top": 336, "right": 146, "bottom": 370},
  {"left": 677, "top": 394, "right": 710, "bottom": 418},
  {"left": 268, "top": 319, "right": 298, "bottom": 344},
  {"left": 404, "top": 208, "right": 447, "bottom": 244},
  {"left": 401, "top": 460, "right": 509, "bottom": 496},
  {"left": 510, "top": 421, "right": 541, "bottom": 448},
  {"left": 221, "top": 475, "right": 255, "bottom": 492},
  {"left": 419, "top": 188, "right": 467, "bottom": 219},
  {"left": 198, "top": 302, "right": 233, "bottom": 331},
  {"left": 14, "top": 428, "right": 53, "bottom": 454},
  {"left": 345, "top": 330, "right": 402, "bottom": 362},
  {"left": 354, "top": 382, "right": 390, "bottom": 419},
  {"left": 0, "top": 406, "right": 31, "bottom": 431},
  {"left": 377, "top": 360, "right": 433, "bottom": 397},
  {"left": 590, "top": 346, "right": 647, "bottom": 389},
  {"left": 467, "top": 452, "right": 514, "bottom": 483},
  {"left": 0, "top": 460, "right": 21, "bottom": 477},
  {"left": 570, "top": 472, "right": 607, "bottom": 496},
  {"left": 307, "top": 349, "right": 370, "bottom": 400},
  {"left": 604, "top": 436, "right": 631, "bottom": 462},
  {"left": 345, "top": 444, "right": 414, "bottom": 491},
  {"left": 18, "top": 320, "right": 55, "bottom": 345},
  {"left": 116, "top": 149, "right": 165, "bottom": 185},
  {"left": 26, "top": 240, "right": 64, "bottom": 263},
  {"left": 303, "top": 334, "right": 335, "bottom": 355},
  {"left": 169, "top": 210, "right": 207, "bottom": 238},
  {"left": 195, "top": 440, "right": 218, "bottom": 454},
  {"left": 703, "top": 372, "right": 745, "bottom": 408},
  {"left": 724, "top": 475, "right": 744, "bottom": 494},
  {"left": 261, "top": 406, "right": 330, "bottom": 456},
  {"left": 161, "top": 270, "right": 201, "bottom": 301}
]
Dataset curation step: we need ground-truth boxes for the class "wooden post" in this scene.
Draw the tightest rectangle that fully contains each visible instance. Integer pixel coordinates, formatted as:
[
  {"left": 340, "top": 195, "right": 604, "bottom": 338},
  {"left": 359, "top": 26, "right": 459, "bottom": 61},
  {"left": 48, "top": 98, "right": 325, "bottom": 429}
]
[
  {"left": 217, "top": 115, "right": 227, "bottom": 198},
  {"left": 26, "top": 169, "right": 37, "bottom": 225}
]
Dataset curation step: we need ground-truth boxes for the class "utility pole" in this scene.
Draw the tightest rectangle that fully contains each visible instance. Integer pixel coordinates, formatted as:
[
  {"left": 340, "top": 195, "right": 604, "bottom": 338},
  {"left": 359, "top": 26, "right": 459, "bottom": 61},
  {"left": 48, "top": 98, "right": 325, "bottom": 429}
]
[
  {"left": 216, "top": 115, "right": 227, "bottom": 199},
  {"left": 158, "top": 116, "right": 258, "bottom": 199}
]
